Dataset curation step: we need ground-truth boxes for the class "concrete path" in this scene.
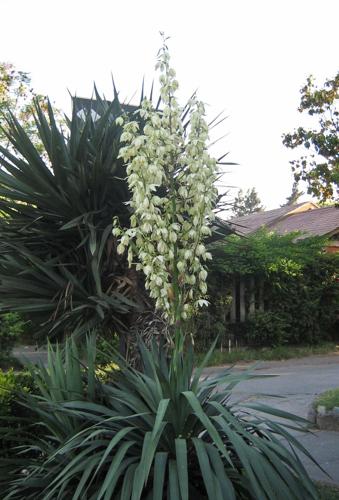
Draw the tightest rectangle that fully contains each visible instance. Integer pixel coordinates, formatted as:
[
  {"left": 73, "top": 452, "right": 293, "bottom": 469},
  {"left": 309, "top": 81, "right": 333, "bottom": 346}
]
[{"left": 206, "top": 353, "right": 339, "bottom": 485}]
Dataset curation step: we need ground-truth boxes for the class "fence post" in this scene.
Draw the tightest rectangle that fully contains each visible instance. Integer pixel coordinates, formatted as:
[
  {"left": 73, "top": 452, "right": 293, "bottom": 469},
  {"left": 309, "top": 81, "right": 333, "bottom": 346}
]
[
  {"left": 259, "top": 278, "right": 264, "bottom": 312},
  {"left": 249, "top": 276, "right": 255, "bottom": 316},
  {"left": 230, "top": 277, "right": 237, "bottom": 323},
  {"left": 239, "top": 279, "right": 246, "bottom": 322}
]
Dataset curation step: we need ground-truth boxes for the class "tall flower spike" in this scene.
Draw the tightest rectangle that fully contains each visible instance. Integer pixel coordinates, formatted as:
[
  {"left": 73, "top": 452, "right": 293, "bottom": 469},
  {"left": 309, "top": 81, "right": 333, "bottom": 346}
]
[{"left": 116, "top": 41, "right": 218, "bottom": 324}]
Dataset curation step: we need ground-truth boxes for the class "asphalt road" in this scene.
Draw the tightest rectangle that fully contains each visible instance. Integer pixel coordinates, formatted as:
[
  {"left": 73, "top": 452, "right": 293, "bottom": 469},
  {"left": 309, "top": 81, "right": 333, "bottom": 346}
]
[
  {"left": 13, "top": 346, "right": 48, "bottom": 366},
  {"left": 206, "top": 353, "right": 339, "bottom": 484},
  {"left": 207, "top": 353, "right": 339, "bottom": 417},
  {"left": 13, "top": 348, "right": 339, "bottom": 484}
]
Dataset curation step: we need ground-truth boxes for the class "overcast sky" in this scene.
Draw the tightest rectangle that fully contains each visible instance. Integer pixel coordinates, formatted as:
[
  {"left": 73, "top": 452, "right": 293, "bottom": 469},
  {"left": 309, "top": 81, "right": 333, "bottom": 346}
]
[{"left": 1, "top": 0, "right": 338, "bottom": 210}]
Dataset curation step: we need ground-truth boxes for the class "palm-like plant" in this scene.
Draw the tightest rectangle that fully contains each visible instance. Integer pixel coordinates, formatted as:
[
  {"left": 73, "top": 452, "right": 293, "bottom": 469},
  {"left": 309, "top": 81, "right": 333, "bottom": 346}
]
[
  {"left": 0, "top": 338, "right": 320, "bottom": 499},
  {"left": 0, "top": 337, "right": 101, "bottom": 496},
  {"left": 0, "top": 87, "right": 233, "bottom": 345},
  {"left": 0, "top": 91, "right": 145, "bottom": 341}
]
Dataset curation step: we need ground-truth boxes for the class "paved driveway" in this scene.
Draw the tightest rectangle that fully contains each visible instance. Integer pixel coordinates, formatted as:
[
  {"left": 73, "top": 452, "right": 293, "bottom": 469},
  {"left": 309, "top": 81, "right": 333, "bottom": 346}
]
[{"left": 206, "top": 353, "right": 339, "bottom": 484}]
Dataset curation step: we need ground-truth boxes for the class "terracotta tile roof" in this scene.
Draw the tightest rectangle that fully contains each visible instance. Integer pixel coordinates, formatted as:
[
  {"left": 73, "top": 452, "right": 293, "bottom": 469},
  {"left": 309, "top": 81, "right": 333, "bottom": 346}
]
[{"left": 228, "top": 203, "right": 339, "bottom": 238}]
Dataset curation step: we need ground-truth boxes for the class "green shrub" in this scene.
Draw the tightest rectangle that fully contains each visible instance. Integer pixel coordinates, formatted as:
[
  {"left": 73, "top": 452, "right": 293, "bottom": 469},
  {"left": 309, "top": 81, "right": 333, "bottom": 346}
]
[
  {"left": 318, "top": 482, "right": 339, "bottom": 499},
  {"left": 0, "top": 337, "right": 320, "bottom": 499},
  {"left": 0, "top": 313, "right": 25, "bottom": 361},
  {"left": 267, "top": 255, "right": 339, "bottom": 345},
  {"left": 95, "top": 333, "right": 120, "bottom": 364},
  {"left": 0, "top": 369, "right": 33, "bottom": 417},
  {"left": 0, "top": 368, "right": 35, "bottom": 461},
  {"left": 195, "top": 342, "right": 337, "bottom": 366},
  {"left": 0, "top": 369, "right": 17, "bottom": 418},
  {"left": 314, "top": 388, "right": 339, "bottom": 411},
  {"left": 193, "top": 231, "right": 339, "bottom": 350},
  {"left": 243, "top": 311, "right": 290, "bottom": 347}
]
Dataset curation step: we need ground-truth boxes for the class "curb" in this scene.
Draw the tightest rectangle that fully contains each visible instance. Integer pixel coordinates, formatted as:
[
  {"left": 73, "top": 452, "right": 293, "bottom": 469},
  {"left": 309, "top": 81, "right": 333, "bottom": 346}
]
[{"left": 308, "top": 405, "right": 339, "bottom": 432}]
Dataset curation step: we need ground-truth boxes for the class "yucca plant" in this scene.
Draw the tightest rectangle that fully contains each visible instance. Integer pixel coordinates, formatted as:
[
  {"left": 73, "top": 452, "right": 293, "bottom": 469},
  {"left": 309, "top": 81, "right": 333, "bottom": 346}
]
[
  {"left": 0, "top": 40, "right": 320, "bottom": 500},
  {"left": 0, "top": 337, "right": 320, "bottom": 499},
  {"left": 0, "top": 337, "right": 101, "bottom": 494},
  {"left": 0, "top": 87, "right": 232, "bottom": 345},
  {"left": 0, "top": 90, "right": 146, "bottom": 342}
]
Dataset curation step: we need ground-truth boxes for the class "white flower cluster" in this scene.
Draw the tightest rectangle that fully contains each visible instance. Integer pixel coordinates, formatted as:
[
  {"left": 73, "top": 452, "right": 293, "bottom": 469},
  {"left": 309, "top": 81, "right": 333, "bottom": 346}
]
[{"left": 114, "top": 44, "right": 218, "bottom": 323}]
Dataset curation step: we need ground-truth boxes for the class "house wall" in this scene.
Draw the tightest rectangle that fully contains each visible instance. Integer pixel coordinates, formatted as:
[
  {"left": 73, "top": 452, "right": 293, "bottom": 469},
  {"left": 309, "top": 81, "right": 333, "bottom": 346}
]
[{"left": 325, "top": 242, "right": 339, "bottom": 253}]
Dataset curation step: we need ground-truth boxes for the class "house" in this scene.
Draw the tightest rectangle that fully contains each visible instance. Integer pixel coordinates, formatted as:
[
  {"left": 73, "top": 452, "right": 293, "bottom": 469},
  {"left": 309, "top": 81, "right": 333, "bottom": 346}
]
[{"left": 228, "top": 202, "right": 339, "bottom": 253}]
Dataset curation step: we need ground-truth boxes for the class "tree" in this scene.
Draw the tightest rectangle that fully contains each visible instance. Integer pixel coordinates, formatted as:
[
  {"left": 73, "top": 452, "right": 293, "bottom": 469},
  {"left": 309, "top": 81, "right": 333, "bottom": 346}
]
[
  {"left": 282, "top": 180, "right": 304, "bottom": 206},
  {"left": 283, "top": 71, "right": 339, "bottom": 202},
  {"left": 232, "top": 187, "right": 264, "bottom": 217},
  {"left": 0, "top": 63, "right": 33, "bottom": 124},
  {"left": 0, "top": 62, "right": 63, "bottom": 156},
  {"left": 0, "top": 63, "right": 48, "bottom": 151}
]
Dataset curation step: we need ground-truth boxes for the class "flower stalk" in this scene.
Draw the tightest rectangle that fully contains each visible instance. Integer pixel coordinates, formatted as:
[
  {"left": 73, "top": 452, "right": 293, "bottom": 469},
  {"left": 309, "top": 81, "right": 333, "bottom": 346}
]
[{"left": 114, "top": 37, "right": 218, "bottom": 351}]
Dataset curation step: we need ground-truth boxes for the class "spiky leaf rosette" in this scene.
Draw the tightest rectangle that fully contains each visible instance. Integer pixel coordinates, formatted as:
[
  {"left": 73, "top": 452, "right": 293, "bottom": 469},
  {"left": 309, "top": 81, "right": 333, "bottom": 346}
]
[
  {"left": 0, "top": 338, "right": 320, "bottom": 499},
  {"left": 0, "top": 92, "right": 142, "bottom": 340}
]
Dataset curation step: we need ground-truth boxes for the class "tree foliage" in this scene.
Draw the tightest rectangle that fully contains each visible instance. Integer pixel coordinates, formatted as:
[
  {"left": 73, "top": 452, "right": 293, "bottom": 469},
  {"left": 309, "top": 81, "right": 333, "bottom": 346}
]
[
  {"left": 0, "top": 313, "right": 25, "bottom": 364},
  {"left": 282, "top": 180, "right": 304, "bottom": 206},
  {"left": 211, "top": 229, "right": 327, "bottom": 276},
  {"left": 0, "top": 63, "right": 33, "bottom": 136},
  {"left": 232, "top": 187, "right": 263, "bottom": 217},
  {"left": 283, "top": 71, "right": 339, "bottom": 202},
  {"left": 0, "top": 62, "right": 61, "bottom": 151}
]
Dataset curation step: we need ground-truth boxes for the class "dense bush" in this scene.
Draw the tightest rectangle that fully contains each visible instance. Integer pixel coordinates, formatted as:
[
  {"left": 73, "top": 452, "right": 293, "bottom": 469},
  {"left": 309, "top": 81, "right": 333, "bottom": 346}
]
[
  {"left": 0, "top": 369, "right": 18, "bottom": 418},
  {"left": 95, "top": 332, "right": 120, "bottom": 364},
  {"left": 242, "top": 311, "right": 289, "bottom": 347},
  {"left": 0, "top": 313, "right": 25, "bottom": 363},
  {"left": 0, "top": 337, "right": 320, "bottom": 499},
  {"left": 188, "top": 295, "right": 232, "bottom": 352},
  {"left": 193, "top": 230, "right": 339, "bottom": 349},
  {"left": 267, "top": 254, "right": 339, "bottom": 344},
  {"left": 0, "top": 368, "right": 35, "bottom": 459},
  {"left": 0, "top": 369, "right": 35, "bottom": 423}
]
